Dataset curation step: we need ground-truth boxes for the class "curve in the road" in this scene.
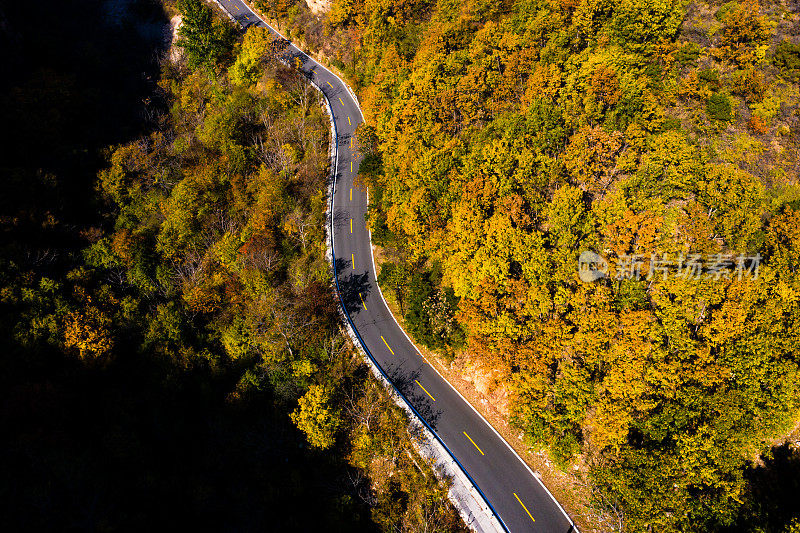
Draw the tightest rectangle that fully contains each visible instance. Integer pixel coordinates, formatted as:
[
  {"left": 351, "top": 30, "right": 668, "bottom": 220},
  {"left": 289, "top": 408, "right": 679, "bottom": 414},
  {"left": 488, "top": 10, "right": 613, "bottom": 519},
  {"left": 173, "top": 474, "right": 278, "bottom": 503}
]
[{"left": 214, "top": 2, "right": 578, "bottom": 531}]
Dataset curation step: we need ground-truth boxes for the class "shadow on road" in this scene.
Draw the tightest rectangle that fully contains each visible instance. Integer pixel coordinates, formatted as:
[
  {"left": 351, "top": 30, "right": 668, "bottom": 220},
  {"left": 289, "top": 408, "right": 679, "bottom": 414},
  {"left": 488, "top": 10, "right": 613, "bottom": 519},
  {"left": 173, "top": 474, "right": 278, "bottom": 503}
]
[
  {"left": 333, "top": 206, "right": 350, "bottom": 232},
  {"left": 334, "top": 257, "right": 371, "bottom": 316},
  {"left": 384, "top": 362, "right": 442, "bottom": 430}
]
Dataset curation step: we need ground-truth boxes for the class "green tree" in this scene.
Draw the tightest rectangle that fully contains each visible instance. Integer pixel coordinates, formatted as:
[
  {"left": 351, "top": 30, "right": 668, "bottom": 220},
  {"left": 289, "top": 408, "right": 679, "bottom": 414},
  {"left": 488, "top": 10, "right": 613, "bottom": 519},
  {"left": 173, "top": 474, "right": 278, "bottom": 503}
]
[{"left": 176, "top": 0, "right": 236, "bottom": 69}]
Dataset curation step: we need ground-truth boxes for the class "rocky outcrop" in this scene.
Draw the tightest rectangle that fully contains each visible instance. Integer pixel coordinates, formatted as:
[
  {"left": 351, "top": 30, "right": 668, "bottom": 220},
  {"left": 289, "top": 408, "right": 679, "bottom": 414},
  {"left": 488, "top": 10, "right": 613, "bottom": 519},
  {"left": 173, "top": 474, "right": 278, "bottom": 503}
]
[
  {"left": 167, "top": 15, "right": 183, "bottom": 63},
  {"left": 305, "top": 0, "right": 332, "bottom": 16}
]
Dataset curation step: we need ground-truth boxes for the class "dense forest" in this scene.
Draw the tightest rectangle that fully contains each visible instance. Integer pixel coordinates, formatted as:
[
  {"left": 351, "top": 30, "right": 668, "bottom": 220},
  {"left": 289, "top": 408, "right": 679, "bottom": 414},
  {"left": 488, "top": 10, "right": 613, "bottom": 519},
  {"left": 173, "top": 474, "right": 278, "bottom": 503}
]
[
  {"left": 251, "top": 0, "right": 800, "bottom": 531},
  {"left": 0, "top": 0, "right": 465, "bottom": 531}
]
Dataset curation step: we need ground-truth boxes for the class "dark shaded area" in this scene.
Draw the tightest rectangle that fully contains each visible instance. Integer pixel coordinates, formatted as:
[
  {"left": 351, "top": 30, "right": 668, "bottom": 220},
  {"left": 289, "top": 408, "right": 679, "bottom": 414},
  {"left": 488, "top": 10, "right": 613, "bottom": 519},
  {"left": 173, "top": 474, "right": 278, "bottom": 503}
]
[
  {"left": 0, "top": 344, "right": 374, "bottom": 531},
  {"left": 0, "top": 0, "right": 166, "bottom": 269},
  {"left": 338, "top": 271, "right": 372, "bottom": 316},
  {"left": 334, "top": 252, "right": 373, "bottom": 317},
  {"left": 333, "top": 206, "right": 351, "bottom": 233},
  {"left": 726, "top": 442, "right": 800, "bottom": 532},
  {"left": 384, "top": 362, "right": 442, "bottom": 431},
  {"left": 0, "top": 2, "right": 377, "bottom": 530}
]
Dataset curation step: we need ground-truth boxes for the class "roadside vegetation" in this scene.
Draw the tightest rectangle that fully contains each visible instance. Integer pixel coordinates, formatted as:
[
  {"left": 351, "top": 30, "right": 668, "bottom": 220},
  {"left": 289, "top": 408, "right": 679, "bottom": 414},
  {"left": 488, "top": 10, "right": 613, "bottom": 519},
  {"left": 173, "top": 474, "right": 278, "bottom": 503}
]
[
  {"left": 254, "top": 0, "right": 800, "bottom": 530},
  {"left": 0, "top": 0, "right": 465, "bottom": 531}
]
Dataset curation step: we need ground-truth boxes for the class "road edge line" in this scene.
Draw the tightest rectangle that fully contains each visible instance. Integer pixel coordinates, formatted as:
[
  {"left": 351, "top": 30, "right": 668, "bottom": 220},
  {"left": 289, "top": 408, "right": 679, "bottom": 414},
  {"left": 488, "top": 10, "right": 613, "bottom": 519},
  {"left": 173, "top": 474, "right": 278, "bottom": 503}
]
[
  {"left": 365, "top": 227, "right": 578, "bottom": 529},
  {"left": 212, "top": 1, "right": 575, "bottom": 530}
]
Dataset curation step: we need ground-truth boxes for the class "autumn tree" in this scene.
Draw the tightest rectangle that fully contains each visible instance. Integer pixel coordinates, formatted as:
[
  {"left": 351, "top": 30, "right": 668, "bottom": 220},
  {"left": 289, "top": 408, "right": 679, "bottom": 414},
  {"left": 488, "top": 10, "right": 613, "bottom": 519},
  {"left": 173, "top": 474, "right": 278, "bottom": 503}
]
[
  {"left": 229, "top": 26, "right": 275, "bottom": 86},
  {"left": 290, "top": 384, "right": 343, "bottom": 449},
  {"left": 63, "top": 303, "right": 114, "bottom": 361}
]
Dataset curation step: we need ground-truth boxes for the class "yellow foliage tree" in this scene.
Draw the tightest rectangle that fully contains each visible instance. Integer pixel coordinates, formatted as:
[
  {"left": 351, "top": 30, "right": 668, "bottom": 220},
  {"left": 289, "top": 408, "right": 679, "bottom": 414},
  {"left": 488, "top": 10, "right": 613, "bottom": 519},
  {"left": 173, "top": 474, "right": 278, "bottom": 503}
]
[
  {"left": 290, "top": 385, "right": 342, "bottom": 449},
  {"left": 63, "top": 305, "right": 113, "bottom": 361},
  {"left": 229, "top": 26, "right": 274, "bottom": 87}
]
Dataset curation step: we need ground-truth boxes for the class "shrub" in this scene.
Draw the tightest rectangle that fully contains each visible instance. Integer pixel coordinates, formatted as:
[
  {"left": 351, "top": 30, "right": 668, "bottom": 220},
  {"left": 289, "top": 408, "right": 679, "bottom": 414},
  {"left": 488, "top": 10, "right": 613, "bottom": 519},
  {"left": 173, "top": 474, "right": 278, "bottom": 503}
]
[
  {"left": 774, "top": 40, "right": 800, "bottom": 80},
  {"left": 733, "top": 68, "right": 766, "bottom": 102},
  {"left": 748, "top": 115, "right": 768, "bottom": 134},
  {"left": 698, "top": 68, "right": 721, "bottom": 90},
  {"left": 707, "top": 93, "right": 733, "bottom": 122},
  {"left": 675, "top": 42, "right": 702, "bottom": 67},
  {"left": 661, "top": 116, "right": 682, "bottom": 131},
  {"left": 715, "top": 1, "right": 739, "bottom": 22}
]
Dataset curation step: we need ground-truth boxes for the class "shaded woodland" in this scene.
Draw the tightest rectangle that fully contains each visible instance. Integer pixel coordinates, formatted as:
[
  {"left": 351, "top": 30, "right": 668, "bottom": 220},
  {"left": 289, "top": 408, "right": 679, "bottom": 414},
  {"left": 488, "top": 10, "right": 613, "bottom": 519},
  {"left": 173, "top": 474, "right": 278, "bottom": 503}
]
[{"left": 0, "top": 1, "right": 465, "bottom": 531}]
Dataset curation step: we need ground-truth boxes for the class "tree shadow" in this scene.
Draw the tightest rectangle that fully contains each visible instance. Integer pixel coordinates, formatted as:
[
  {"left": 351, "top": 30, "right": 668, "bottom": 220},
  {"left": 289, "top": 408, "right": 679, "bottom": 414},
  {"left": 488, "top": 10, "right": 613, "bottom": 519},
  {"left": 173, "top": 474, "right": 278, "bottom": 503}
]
[
  {"left": 726, "top": 442, "right": 800, "bottom": 532},
  {"left": 383, "top": 362, "right": 442, "bottom": 431},
  {"left": 280, "top": 47, "right": 310, "bottom": 72},
  {"left": 332, "top": 206, "right": 349, "bottom": 232},
  {"left": 334, "top": 257, "right": 371, "bottom": 316}
]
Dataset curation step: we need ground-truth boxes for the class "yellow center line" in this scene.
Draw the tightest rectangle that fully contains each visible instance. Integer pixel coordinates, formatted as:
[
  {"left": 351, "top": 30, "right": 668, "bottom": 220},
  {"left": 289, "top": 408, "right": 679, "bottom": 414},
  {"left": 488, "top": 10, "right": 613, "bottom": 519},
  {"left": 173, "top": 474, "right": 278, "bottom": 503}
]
[
  {"left": 359, "top": 293, "right": 367, "bottom": 310},
  {"left": 339, "top": 97, "right": 344, "bottom": 106},
  {"left": 235, "top": 5, "right": 240, "bottom": 10},
  {"left": 348, "top": 116, "right": 351, "bottom": 125},
  {"left": 350, "top": 160, "right": 353, "bottom": 173},
  {"left": 349, "top": 188, "right": 352, "bottom": 201},
  {"left": 415, "top": 380, "right": 436, "bottom": 401},
  {"left": 327, "top": 81, "right": 334, "bottom": 88},
  {"left": 351, "top": 253, "right": 355, "bottom": 269},
  {"left": 350, "top": 218, "right": 353, "bottom": 233},
  {"left": 513, "top": 493, "right": 536, "bottom": 523},
  {"left": 380, "top": 336, "right": 395, "bottom": 355},
  {"left": 463, "top": 431, "right": 485, "bottom": 456}
]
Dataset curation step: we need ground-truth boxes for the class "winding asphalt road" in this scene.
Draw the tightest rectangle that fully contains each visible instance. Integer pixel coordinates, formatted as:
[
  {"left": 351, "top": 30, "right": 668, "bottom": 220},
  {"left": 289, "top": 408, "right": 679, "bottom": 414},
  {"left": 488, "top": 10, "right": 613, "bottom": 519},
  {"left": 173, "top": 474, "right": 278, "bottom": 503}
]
[{"left": 214, "top": 2, "right": 577, "bottom": 531}]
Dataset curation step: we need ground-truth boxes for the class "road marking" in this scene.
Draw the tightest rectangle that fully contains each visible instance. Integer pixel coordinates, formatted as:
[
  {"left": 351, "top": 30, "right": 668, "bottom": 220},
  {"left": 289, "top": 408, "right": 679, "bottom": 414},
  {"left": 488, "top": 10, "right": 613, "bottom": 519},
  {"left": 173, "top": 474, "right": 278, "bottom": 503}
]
[
  {"left": 355, "top": 115, "right": 578, "bottom": 526},
  {"left": 349, "top": 188, "right": 352, "bottom": 201},
  {"left": 463, "top": 431, "right": 485, "bottom": 456},
  {"left": 212, "top": 10, "right": 569, "bottom": 521},
  {"left": 359, "top": 293, "right": 367, "bottom": 310},
  {"left": 327, "top": 81, "right": 334, "bottom": 88},
  {"left": 339, "top": 97, "right": 344, "bottom": 106},
  {"left": 415, "top": 380, "right": 436, "bottom": 401},
  {"left": 351, "top": 253, "right": 355, "bottom": 269},
  {"left": 381, "top": 335, "right": 395, "bottom": 355},
  {"left": 348, "top": 116, "right": 351, "bottom": 125},
  {"left": 350, "top": 160, "right": 353, "bottom": 173},
  {"left": 350, "top": 218, "right": 353, "bottom": 233},
  {"left": 514, "top": 493, "right": 536, "bottom": 523},
  {"left": 235, "top": 5, "right": 240, "bottom": 10}
]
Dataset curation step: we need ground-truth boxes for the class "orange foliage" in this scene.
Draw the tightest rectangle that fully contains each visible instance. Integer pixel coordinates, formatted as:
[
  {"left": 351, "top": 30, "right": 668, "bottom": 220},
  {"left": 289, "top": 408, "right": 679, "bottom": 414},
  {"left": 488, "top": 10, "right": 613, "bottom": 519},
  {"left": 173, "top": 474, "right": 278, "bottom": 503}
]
[
  {"left": 589, "top": 64, "right": 622, "bottom": 107},
  {"left": 603, "top": 209, "right": 664, "bottom": 259},
  {"left": 747, "top": 114, "right": 768, "bottom": 135},
  {"left": 564, "top": 125, "right": 624, "bottom": 195},
  {"left": 63, "top": 305, "right": 113, "bottom": 361}
]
